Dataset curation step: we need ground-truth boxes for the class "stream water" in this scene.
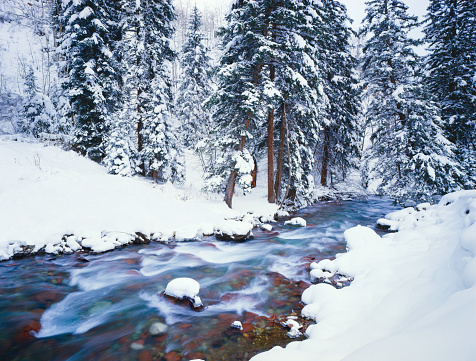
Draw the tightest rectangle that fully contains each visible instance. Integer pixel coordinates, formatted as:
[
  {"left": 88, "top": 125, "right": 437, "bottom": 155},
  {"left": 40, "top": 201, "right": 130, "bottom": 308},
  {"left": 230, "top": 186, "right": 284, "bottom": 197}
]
[{"left": 0, "top": 197, "right": 400, "bottom": 361}]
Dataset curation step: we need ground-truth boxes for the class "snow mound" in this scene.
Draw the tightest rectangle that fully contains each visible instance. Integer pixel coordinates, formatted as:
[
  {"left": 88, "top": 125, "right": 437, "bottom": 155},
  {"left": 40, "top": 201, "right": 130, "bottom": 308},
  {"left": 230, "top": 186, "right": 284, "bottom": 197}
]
[
  {"left": 231, "top": 320, "right": 243, "bottom": 330},
  {"left": 251, "top": 190, "right": 476, "bottom": 361},
  {"left": 284, "top": 217, "right": 306, "bottom": 227},
  {"left": 165, "top": 277, "right": 203, "bottom": 308}
]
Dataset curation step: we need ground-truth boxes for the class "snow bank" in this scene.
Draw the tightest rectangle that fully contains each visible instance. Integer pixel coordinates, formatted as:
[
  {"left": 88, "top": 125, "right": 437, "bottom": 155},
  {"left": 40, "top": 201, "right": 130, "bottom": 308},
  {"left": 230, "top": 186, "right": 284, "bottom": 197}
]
[
  {"left": 0, "top": 140, "right": 278, "bottom": 260},
  {"left": 251, "top": 190, "right": 476, "bottom": 361}
]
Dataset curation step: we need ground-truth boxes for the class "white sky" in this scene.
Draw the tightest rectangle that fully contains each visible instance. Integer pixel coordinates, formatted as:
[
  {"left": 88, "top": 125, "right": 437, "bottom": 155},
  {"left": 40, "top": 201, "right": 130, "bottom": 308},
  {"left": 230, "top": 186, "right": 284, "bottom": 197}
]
[
  {"left": 339, "top": 0, "right": 429, "bottom": 30},
  {"left": 187, "top": 0, "right": 430, "bottom": 30}
]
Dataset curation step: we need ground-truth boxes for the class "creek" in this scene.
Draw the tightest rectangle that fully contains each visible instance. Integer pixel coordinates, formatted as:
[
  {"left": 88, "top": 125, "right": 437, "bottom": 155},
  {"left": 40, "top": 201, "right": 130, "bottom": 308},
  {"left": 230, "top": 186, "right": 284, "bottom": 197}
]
[{"left": 0, "top": 197, "right": 400, "bottom": 361}]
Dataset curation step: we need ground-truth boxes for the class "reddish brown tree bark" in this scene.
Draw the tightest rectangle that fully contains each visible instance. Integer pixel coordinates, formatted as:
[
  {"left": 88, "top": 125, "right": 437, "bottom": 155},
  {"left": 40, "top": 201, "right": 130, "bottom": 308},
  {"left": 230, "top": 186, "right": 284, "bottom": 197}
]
[
  {"left": 320, "top": 126, "right": 329, "bottom": 186},
  {"left": 274, "top": 106, "right": 286, "bottom": 201}
]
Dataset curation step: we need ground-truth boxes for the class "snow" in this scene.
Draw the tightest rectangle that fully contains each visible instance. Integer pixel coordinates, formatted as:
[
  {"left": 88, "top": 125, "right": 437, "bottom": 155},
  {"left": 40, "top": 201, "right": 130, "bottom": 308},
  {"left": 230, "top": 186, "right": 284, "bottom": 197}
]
[
  {"left": 231, "top": 320, "right": 243, "bottom": 330},
  {"left": 251, "top": 191, "right": 476, "bottom": 361},
  {"left": 0, "top": 139, "right": 278, "bottom": 260},
  {"left": 281, "top": 317, "right": 303, "bottom": 338},
  {"left": 284, "top": 217, "right": 306, "bottom": 227},
  {"left": 164, "top": 277, "right": 203, "bottom": 307},
  {"left": 1, "top": 139, "right": 475, "bottom": 361}
]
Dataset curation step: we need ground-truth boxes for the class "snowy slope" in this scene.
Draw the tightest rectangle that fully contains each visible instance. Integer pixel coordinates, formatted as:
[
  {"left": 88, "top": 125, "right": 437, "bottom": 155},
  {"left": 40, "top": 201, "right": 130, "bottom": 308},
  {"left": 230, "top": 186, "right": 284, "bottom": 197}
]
[
  {"left": 251, "top": 191, "right": 476, "bottom": 361},
  {"left": 0, "top": 139, "right": 278, "bottom": 260}
]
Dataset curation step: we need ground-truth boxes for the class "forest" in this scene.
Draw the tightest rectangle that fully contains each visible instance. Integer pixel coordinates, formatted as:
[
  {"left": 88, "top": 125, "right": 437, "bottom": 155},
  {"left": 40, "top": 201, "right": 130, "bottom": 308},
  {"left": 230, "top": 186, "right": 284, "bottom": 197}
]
[{"left": 1, "top": 0, "right": 475, "bottom": 208}]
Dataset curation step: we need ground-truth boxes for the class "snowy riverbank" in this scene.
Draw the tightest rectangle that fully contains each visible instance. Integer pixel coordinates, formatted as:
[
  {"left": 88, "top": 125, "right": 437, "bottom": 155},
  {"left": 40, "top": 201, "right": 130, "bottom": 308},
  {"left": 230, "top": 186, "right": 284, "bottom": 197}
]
[
  {"left": 252, "top": 191, "right": 476, "bottom": 361},
  {"left": 0, "top": 139, "right": 279, "bottom": 261}
]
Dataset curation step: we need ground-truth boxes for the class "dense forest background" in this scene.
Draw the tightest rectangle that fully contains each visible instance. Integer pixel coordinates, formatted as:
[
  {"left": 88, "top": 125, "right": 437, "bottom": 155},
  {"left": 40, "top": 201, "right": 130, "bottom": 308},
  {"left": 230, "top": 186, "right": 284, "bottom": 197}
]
[{"left": 0, "top": 0, "right": 475, "bottom": 208}]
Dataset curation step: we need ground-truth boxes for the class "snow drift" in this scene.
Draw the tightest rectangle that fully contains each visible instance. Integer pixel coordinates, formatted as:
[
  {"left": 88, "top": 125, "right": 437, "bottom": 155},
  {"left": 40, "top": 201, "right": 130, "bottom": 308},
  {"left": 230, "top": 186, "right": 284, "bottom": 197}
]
[{"left": 252, "top": 191, "right": 476, "bottom": 361}]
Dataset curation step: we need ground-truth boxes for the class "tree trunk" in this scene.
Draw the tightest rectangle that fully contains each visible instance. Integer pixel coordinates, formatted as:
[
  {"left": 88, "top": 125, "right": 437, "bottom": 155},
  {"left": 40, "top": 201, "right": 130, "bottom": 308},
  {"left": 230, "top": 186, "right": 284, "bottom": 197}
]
[
  {"left": 268, "top": 107, "right": 276, "bottom": 203},
  {"left": 224, "top": 170, "right": 238, "bottom": 207},
  {"left": 321, "top": 126, "right": 329, "bottom": 186},
  {"left": 274, "top": 106, "right": 286, "bottom": 201},
  {"left": 224, "top": 61, "right": 262, "bottom": 208},
  {"left": 137, "top": 88, "right": 145, "bottom": 176}
]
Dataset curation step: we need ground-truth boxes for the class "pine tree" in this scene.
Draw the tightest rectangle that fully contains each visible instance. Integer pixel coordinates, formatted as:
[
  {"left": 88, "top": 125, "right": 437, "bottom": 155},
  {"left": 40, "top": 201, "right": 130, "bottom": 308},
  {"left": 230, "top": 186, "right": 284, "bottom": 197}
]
[
  {"left": 19, "top": 66, "right": 56, "bottom": 138},
  {"left": 57, "top": 0, "right": 121, "bottom": 162},
  {"left": 175, "top": 5, "right": 213, "bottom": 148},
  {"left": 361, "top": 0, "right": 461, "bottom": 202},
  {"left": 424, "top": 0, "right": 476, "bottom": 187}
]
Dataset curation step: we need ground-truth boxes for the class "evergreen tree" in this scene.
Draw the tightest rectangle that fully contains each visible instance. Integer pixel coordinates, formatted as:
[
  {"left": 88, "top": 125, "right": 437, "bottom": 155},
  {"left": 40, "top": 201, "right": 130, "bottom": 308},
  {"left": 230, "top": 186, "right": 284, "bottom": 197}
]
[
  {"left": 265, "top": 0, "right": 323, "bottom": 207},
  {"left": 361, "top": 0, "right": 461, "bottom": 202},
  {"left": 424, "top": 0, "right": 476, "bottom": 187},
  {"left": 176, "top": 5, "right": 213, "bottom": 148},
  {"left": 208, "top": 0, "right": 327, "bottom": 208},
  {"left": 205, "top": 0, "right": 267, "bottom": 205},
  {"left": 108, "top": 0, "right": 184, "bottom": 183},
  {"left": 19, "top": 66, "right": 56, "bottom": 138},
  {"left": 57, "top": 0, "right": 121, "bottom": 162},
  {"left": 316, "top": 0, "right": 361, "bottom": 187}
]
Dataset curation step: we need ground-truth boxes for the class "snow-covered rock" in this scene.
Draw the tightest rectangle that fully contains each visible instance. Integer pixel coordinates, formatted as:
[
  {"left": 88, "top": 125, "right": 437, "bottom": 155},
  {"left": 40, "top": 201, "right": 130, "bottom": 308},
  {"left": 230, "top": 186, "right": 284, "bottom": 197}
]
[
  {"left": 261, "top": 224, "right": 273, "bottom": 231},
  {"left": 281, "top": 317, "right": 302, "bottom": 338},
  {"left": 164, "top": 277, "right": 203, "bottom": 308},
  {"left": 231, "top": 321, "right": 243, "bottom": 330},
  {"left": 214, "top": 220, "right": 254, "bottom": 241},
  {"left": 376, "top": 217, "right": 399, "bottom": 231},
  {"left": 284, "top": 217, "right": 306, "bottom": 227}
]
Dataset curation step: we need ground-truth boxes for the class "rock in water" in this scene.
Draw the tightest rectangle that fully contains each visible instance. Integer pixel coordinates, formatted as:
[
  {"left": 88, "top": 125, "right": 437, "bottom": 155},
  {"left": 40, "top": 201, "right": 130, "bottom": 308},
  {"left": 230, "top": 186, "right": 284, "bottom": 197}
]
[
  {"left": 164, "top": 277, "right": 203, "bottom": 308},
  {"left": 284, "top": 217, "right": 306, "bottom": 227},
  {"left": 231, "top": 320, "right": 243, "bottom": 330},
  {"left": 149, "top": 322, "right": 168, "bottom": 335}
]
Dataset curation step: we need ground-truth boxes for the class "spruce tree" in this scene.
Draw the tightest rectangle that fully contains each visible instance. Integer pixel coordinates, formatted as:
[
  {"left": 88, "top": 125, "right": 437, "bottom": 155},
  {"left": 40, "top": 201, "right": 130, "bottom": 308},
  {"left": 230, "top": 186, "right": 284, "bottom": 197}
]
[
  {"left": 57, "top": 0, "right": 120, "bottom": 162},
  {"left": 176, "top": 5, "right": 212, "bottom": 148},
  {"left": 19, "top": 66, "right": 56, "bottom": 138},
  {"left": 316, "top": 0, "right": 361, "bottom": 187},
  {"left": 110, "top": 0, "right": 184, "bottom": 183},
  {"left": 205, "top": 0, "right": 266, "bottom": 206},
  {"left": 424, "top": 0, "right": 476, "bottom": 187},
  {"left": 361, "top": 0, "right": 461, "bottom": 202},
  {"left": 265, "top": 0, "right": 322, "bottom": 207},
  {"left": 208, "top": 0, "right": 328, "bottom": 208}
]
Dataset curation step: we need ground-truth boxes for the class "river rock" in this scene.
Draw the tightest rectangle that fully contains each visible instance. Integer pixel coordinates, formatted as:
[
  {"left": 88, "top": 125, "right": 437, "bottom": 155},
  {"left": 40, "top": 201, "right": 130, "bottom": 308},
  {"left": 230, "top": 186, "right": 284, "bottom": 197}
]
[
  {"left": 149, "top": 322, "right": 168, "bottom": 335},
  {"left": 164, "top": 351, "right": 181, "bottom": 361}
]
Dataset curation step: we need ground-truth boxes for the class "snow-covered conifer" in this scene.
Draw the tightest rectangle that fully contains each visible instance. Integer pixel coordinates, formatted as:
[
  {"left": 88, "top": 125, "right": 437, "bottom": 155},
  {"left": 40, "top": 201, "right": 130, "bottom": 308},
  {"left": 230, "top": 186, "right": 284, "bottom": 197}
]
[
  {"left": 205, "top": 0, "right": 266, "bottom": 204},
  {"left": 175, "top": 5, "right": 213, "bottom": 148},
  {"left": 115, "top": 0, "right": 184, "bottom": 183},
  {"left": 19, "top": 67, "right": 56, "bottom": 138},
  {"left": 316, "top": 0, "right": 361, "bottom": 187},
  {"left": 361, "top": 0, "right": 461, "bottom": 202},
  {"left": 57, "top": 0, "right": 121, "bottom": 162},
  {"left": 424, "top": 0, "right": 476, "bottom": 187}
]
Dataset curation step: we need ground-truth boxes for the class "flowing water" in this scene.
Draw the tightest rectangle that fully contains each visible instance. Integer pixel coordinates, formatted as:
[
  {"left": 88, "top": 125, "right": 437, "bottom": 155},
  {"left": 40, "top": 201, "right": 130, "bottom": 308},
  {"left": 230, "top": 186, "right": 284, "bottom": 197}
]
[{"left": 0, "top": 197, "right": 400, "bottom": 361}]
